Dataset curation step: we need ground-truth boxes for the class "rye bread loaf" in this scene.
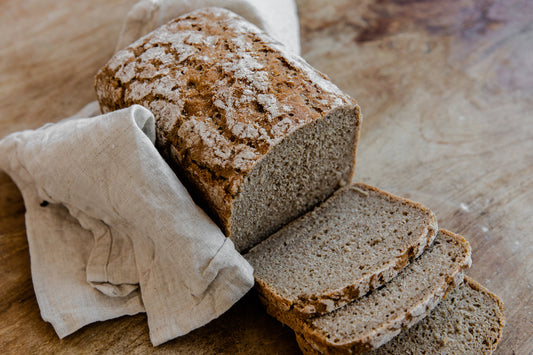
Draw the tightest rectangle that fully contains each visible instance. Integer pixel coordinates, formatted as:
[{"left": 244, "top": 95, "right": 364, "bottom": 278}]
[
  {"left": 296, "top": 276, "right": 505, "bottom": 355},
  {"left": 270, "top": 229, "right": 471, "bottom": 354},
  {"left": 245, "top": 183, "right": 438, "bottom": 319},
  {"left": 94, "top": 7, "right": 361, "bottom": 252}
]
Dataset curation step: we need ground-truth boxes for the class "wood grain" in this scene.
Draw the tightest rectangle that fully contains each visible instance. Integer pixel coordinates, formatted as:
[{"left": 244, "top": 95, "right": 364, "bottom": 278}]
[{"left": 0, "top": 0, "right": 531, "bottom": 353}]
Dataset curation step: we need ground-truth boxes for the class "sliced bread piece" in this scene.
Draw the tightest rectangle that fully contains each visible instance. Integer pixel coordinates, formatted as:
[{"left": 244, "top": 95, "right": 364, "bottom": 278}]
[
  {"left": 245, "top": 183, "right": 438, "bottom": 319},
  {"left": 296, "top": 276, "right": 505, "bottom": 355},
  {"left": 276, "top": 229, "right": 471, "bottom": 354},
  {"left": 95, "top": 7, "right": 361, "bottom": 252}
]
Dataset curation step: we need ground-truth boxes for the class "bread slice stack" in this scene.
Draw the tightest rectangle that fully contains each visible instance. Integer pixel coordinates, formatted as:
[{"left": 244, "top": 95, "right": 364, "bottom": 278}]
[
  {"left": 94, "top": 7, "right": 505, "bottom": 353},
  {"left": 245, "top": 185, "right": 505, "bottom": 354}
]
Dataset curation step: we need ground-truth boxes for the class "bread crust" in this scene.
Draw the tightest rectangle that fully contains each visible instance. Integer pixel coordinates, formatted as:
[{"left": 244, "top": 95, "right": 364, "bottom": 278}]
[{"left": 95, "top": 7, "right": 361, "bottom": 250}]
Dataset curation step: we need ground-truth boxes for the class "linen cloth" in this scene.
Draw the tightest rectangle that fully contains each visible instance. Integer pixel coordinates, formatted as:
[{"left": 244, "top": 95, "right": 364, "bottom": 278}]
[
  {"left": 115, "top": 0, "right": 301, "bottom": 55},
  {"left": 0, "top": 105, "right": 254, "bottom": 346},
  {"left": 0, "top": 0, "right": 300, "bottom": 346}
]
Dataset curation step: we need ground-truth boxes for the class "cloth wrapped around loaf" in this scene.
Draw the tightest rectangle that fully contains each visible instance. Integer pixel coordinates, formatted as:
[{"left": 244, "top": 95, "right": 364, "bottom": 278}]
[{"left": 0, "top": 0, "right": 300, "bottom": 346}]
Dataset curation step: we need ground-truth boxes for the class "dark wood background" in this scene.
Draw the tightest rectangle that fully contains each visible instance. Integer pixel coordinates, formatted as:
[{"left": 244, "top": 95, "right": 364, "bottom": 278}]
[{"left": 0, "top": 0, "right": 531, "bottom": 353}]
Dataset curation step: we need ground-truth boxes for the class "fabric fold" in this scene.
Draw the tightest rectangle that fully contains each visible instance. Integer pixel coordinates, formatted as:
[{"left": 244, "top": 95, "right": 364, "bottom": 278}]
[{"left": 0, "top": 105, "right": 254, "bottom": 345}]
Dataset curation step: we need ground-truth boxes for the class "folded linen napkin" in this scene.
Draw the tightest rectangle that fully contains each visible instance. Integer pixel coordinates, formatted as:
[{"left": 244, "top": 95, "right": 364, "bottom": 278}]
[{"left": 0, "top": 104, "right": 254, "bottom": 346}]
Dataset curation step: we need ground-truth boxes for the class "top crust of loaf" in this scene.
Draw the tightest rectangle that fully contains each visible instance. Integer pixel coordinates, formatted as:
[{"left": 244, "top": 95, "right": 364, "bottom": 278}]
[{"left": 95, "top": 7, "right": 359, "bottom": 236}]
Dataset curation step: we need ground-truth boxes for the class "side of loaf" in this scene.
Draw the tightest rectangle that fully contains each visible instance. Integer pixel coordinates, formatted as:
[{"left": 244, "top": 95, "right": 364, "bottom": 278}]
[
  {"left": 296, "top": 277, "right": 505, "bottom": 355},
  {"left": 275, "top": 229, "right": 472, "bottom": 354},
  {"left": 95, "top": 7, "right": 361, "bottom": 252},
  {"left": 245, "top": 183, "right": 438, "bottom": 319}
]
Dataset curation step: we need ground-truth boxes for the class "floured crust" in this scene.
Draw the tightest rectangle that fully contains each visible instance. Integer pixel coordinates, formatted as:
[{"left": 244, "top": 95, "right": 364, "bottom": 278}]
[
  {"left": 295, "top": 276, "right": 505, "bottom": 355},
  {"left": 94, "top": 7, "right": 359, "bottom": 239},
  {"left": 268, "top": 229, "right": 471, "bottom": 354},
  {"left": 247, "top": 183, "right": 438, "bottom": 319}
]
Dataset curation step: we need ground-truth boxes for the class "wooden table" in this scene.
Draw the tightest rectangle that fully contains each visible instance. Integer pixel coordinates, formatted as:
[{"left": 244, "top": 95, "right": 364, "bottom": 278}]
[{"left": 1, "top": 0, "right": 531, "bottom": 353}]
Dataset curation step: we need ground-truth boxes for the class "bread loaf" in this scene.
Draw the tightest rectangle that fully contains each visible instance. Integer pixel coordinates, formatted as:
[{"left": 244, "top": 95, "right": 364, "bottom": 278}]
[
  {"left": 296, "top": 276, "right": 505, "bottom": 355},
  {"left": 95, "top": 7, "right": 361, "bottom": 252}
]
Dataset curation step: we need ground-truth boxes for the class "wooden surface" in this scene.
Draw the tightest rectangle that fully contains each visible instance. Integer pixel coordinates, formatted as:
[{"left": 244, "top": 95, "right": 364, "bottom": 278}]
[{"left": 0, "top": 0, "right": 531, "bottom": 353}]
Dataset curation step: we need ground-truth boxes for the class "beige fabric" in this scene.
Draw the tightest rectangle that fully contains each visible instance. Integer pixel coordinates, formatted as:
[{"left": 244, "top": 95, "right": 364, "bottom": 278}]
[
  {"left": 0, "top": 104, "right": 254, "bottom": 346},
  {"left": 0, "top": 0, "right": 301, "bottom": 346},
  {"left": 115, "top": 0, "right": 300, "bottom": 54}
]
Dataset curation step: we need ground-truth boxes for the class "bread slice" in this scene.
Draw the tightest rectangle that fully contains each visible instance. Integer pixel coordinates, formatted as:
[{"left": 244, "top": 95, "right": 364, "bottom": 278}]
[
  {"left": 271, "top": 229, "right": 471, "bottom": 354},
  {"left": 95, "top": 7, "right": 361, "bottom": 252},
  {"left": 245, "top": 183, "right": 438, "bottom": 319},
  {"left": 296, "top": 276, "right": 505, "bottom": 355}
]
